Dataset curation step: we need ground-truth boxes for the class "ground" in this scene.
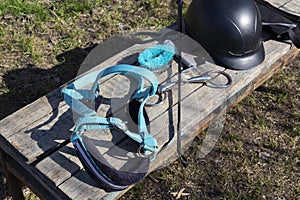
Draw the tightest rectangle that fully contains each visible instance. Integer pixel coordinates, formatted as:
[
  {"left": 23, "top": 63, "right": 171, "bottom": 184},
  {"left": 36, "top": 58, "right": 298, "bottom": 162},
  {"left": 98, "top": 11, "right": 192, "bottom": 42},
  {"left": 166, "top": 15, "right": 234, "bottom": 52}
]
[{"left": 0, "top": 1, "right": 299, "bottom": 199}]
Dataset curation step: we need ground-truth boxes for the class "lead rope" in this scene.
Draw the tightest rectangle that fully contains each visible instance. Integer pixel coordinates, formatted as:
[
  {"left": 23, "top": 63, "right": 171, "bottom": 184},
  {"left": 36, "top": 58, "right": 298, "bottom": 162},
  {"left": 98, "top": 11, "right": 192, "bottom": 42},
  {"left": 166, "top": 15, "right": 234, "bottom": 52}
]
[{"left": 177, "top": 0, "right": 188, "bottom": 167}]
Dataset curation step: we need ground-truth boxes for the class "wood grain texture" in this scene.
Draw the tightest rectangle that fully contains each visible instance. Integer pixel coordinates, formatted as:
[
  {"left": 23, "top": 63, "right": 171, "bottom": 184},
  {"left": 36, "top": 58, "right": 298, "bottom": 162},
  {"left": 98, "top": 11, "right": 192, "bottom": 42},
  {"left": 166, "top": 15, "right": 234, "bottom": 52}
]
[
  {"left": 0, "top": 89, "right": 64, "bottom": 139},
  {"left": 267, "top": 0, "right": 291, "bottom": 7},
  {"left": 281, "top": 0, "right": 300, "bottom": 15}
]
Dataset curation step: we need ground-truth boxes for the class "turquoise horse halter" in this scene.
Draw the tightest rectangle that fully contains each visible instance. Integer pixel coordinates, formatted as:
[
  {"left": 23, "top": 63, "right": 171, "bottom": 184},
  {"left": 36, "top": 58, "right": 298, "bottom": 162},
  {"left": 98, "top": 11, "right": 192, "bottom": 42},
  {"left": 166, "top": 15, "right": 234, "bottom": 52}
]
[{"left": 62, "top": 64, "right": 159, "bottom": 191}]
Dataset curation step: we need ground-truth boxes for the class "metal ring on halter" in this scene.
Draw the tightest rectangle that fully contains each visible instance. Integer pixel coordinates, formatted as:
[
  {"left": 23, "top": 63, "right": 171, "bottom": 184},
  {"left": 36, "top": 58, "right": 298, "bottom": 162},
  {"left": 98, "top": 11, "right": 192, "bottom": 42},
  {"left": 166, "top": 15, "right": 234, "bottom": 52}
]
[
  {"left": 145, "top": 92, "right": 167, "bottom": 107},
  {"left": 137, "top": 145, "right": 156, "bottom": 159},
  {"left": 204, "top": 70, "right": 232, "bottom": 88}
]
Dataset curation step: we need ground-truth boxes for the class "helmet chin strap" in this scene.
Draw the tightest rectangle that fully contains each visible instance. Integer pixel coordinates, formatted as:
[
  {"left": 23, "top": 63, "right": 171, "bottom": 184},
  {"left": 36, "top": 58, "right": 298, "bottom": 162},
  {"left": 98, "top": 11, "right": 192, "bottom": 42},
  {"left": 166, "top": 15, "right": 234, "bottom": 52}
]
[{"left": 177, "top": 0, "right": 189, "bottom": 167}]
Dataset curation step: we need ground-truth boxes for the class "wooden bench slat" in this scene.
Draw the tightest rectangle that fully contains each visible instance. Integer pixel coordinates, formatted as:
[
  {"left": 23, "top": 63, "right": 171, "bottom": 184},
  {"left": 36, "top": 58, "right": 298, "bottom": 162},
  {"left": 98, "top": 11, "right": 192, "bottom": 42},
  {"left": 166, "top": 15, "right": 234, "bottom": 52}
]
[
  {"left": 268, "top": 0, "right": 291, "bottom": 7},
  {"left": 35, "top": 144, "right": 82, "bottom": 187},
  {"left": 58, "top": 170, "right": 114, "bottom": 200},
  {"left": 281, "top": 0, "right": 300, "bottom": 15},
  {"left": 5, "top": 105, "right": 72, "bottom": 162},
  {"left": 0, "top": 90, "right": 64, "bottom": 138}
]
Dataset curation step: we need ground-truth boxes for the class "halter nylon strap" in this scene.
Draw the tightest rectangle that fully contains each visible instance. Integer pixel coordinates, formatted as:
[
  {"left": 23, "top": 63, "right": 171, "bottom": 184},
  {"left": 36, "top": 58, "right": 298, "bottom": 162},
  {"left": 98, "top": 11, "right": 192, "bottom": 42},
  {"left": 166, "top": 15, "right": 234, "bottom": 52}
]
[{"left": 62, "top": 64, "right": 159, "bottom": 152}]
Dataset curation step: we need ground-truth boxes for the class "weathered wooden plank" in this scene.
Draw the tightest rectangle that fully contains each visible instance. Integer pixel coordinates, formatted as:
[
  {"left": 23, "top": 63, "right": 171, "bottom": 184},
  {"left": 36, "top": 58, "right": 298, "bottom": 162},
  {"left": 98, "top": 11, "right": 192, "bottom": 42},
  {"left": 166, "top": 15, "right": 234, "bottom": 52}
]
[
  {"left": 9, "top": 36, "right": 296, "bottom": 200},
  {"left": 27, "top": 42, "right": 300, "bottom": 199},
  {"left": 267, "top": 0, "right": 291, "bottom": 7},
  {"left": 35, "top": 144, "right": 81, "bottom": 187},
  {"left": 281, "top": 0, "right": 300, "bottom": 15},
  {"left": 5, "top": 105, "right": 73, "bottom": 162},
  {"left": 58, "top": 170, "right": 111, "bottom": 200},
  {"left": 0, "top": 89, "right": 64, "bottom": 138},
  {"left": 1, "top": 40, "right": 292, "bottom": 200}
]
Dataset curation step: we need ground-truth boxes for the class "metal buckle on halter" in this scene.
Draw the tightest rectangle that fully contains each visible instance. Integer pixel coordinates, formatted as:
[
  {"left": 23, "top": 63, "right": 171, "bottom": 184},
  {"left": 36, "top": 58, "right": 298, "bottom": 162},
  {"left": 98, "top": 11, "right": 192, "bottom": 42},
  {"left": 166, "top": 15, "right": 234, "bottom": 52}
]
[{"left": 137, "top": 144, "right": 157, "bottom": 161}]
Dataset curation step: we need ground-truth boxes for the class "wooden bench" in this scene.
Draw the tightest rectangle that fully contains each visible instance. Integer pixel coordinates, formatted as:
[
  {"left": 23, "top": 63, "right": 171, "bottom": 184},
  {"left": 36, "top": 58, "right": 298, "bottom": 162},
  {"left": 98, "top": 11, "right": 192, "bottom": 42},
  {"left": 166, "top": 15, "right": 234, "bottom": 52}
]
[{"left": 0, "top": 0, "right": 299, "bottom": 199}]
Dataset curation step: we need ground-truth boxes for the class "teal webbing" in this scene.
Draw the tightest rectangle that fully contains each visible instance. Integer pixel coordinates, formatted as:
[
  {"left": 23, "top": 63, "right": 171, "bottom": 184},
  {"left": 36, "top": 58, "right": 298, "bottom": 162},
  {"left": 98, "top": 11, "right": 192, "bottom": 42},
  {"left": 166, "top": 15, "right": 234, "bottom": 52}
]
[{"left": 62, "top": 64, "right": 159, "bottom": 152}]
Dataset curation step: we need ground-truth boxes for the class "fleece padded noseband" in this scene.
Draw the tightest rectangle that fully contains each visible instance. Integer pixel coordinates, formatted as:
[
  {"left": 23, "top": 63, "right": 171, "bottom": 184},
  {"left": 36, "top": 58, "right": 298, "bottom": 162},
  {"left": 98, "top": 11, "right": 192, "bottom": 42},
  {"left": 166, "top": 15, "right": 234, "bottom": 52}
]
[{"left": 84, "top": 136, "right": 149, "bottom": 188}]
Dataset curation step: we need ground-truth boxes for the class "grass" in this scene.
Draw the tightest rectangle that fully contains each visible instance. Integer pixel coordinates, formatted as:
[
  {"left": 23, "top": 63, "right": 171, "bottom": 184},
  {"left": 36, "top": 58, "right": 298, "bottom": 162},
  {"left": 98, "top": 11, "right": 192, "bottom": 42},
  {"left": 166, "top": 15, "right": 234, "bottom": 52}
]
[
  {"left": 0, "top": 0, "right": 48, "bottom": 20},
  {"left": 0, "top": 0, "right": 299, "bottom": 199},
  {"left": 0, "top": 0, "right": 179, "bottom": 119}
]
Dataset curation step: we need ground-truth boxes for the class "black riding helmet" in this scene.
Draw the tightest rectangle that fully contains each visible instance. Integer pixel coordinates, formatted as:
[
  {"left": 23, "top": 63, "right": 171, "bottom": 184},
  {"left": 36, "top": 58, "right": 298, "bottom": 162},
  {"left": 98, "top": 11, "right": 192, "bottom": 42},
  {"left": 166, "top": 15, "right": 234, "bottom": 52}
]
[{"left": 185, "top": 0, "right": 265, "bottom": 70}]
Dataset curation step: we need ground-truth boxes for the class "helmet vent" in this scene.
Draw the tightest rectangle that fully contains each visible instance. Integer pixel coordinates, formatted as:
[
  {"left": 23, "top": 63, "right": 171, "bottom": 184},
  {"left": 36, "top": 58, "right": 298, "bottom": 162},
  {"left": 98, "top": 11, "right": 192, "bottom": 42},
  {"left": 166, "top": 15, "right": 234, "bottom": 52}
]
[{"left": 243, "top": 35, "right": 259, "bottom": 54}]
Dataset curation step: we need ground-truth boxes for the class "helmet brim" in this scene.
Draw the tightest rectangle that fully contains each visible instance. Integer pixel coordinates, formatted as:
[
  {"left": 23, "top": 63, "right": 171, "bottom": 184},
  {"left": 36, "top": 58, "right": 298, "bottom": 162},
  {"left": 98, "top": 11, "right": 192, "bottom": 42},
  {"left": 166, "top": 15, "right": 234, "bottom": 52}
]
[{"left": 212, "top": 43, "right": 265, "bottom": 70}]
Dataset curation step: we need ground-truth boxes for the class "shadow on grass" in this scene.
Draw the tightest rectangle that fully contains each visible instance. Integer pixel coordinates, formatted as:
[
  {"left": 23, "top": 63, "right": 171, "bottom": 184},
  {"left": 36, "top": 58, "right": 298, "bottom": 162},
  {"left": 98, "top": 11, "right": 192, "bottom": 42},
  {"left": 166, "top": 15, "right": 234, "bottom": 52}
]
[{"left": 0, "top": 45, "right": 96, "bottom": 120}]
